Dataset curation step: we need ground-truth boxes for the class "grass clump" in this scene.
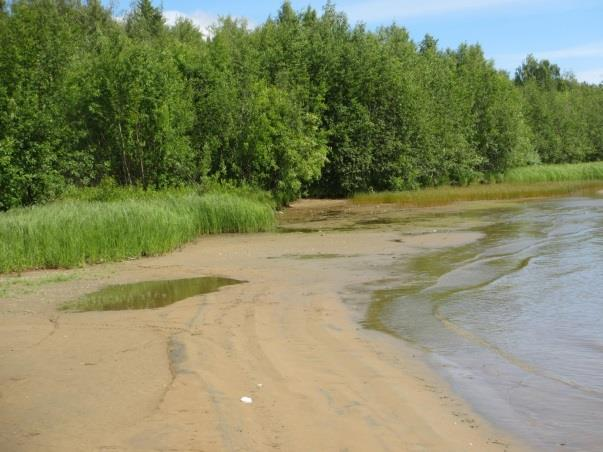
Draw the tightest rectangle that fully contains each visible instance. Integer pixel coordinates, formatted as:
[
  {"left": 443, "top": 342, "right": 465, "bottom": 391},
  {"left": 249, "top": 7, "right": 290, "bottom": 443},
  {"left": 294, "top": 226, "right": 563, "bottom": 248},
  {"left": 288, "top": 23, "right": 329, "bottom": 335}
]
[
  {"left": 353, "top": 181, "right": 603, "bottom": 207},
  {"left": 0, "top": 192, "right": 275, "bottom": 273},
  {"left": 504, "top": 161, "right": 603, "bottom": 183}
]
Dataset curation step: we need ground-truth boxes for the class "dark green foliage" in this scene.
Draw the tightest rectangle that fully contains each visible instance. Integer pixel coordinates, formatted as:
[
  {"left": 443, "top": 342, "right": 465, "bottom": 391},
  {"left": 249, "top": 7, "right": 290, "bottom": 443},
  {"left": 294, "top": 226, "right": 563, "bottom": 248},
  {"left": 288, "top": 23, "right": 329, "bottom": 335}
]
[
  {"left": 515, "top": 57, "right": 601, "bottom": 164},
  {"left": 0, "top": 0, "right": 78, "bottom": 208},
  {"left": 454, "top": 44, "right": 534, "bottom": 173},
  {"left": 515, "top": 55, "right": 564, "bottom": 90},
  {"left": 67, "top": 36, "right": 195, "bottom": 188},
  {"left": 1, "top": 0, "right": 602, "bottom": 211},
  {"left": 125, "top": 0, "right": 165, "bottom": 40},
  {"left": 185, "top": 16, "right": 328, "bottom": 204}
]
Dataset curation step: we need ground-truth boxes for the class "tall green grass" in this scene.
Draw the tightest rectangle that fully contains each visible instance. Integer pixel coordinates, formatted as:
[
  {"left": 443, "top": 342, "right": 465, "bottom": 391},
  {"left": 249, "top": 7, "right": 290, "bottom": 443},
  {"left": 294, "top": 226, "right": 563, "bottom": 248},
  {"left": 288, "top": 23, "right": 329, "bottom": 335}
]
[
  {"left": 353, "top": 181, "right": 603, "bottom": 207},
  {"left": 504, "top": 161, "right": 603, "bottom": 183},
  {"left": 60, "top": 177, "right": 276, "bottom": 206},
  {"left": 0, "top": 193, "right": 275, "bottom": 273}
]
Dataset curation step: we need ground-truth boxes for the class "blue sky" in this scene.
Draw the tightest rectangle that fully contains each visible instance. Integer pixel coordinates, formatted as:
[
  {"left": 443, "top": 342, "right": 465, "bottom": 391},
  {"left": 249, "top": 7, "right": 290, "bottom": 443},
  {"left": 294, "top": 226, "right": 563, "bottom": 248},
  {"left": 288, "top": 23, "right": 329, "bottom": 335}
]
[{"left": 111, "top": 0, "right": 603, "bottom": 84}]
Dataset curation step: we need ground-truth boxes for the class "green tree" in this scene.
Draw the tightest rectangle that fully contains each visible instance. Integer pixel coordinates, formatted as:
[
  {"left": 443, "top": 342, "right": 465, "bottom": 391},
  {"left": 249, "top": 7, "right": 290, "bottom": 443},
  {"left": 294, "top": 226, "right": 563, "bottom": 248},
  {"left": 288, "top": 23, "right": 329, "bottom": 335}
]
[
  {"left": 0, "top": 0, "right": 79, "bottom": 208},
  {"left": 191, "top": 16, "right": 327, "bottom": 202},
  {"left": 455, "top": 44, "right": 535, "bottom": 174},
  {"left": 67, "top": 36, "right": 195, "bottom": 188},
  {"left": 1, "top": 0, "right": 603, "bottom": 209},
  {"left": 515, "top": 55, "right": 563, "bottom": 90},
  {"left": 125, "top": 0, "right": 165, "bottom": 40}
]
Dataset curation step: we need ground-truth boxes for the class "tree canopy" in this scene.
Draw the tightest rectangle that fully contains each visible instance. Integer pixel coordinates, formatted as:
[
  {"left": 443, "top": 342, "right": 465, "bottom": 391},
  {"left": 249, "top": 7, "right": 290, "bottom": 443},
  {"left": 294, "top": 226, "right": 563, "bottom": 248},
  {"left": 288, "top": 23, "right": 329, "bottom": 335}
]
[{"left": 1, "top": 0, "right": 602, "bottom": 209}]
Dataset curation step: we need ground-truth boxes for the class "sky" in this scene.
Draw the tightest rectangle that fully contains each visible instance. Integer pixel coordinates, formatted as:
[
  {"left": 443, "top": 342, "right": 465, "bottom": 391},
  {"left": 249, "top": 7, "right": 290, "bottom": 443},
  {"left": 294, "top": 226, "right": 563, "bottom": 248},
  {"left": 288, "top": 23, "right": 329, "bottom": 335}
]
[{"left": 109, "top": 0, "right": 603, "bottom": 84}]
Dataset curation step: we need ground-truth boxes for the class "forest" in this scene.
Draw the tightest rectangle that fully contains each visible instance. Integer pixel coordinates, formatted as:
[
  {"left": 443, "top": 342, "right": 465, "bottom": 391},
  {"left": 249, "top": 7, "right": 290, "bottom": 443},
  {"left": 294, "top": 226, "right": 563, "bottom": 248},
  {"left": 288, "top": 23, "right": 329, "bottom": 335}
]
[{"left": 1, "top": 0, "right": 603, "bottom": 210}]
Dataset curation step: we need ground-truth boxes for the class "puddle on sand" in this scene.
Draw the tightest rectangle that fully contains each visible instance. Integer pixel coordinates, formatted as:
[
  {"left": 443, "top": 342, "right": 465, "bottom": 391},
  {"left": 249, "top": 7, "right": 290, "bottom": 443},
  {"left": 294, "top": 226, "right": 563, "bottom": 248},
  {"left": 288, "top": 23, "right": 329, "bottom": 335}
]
[
  {"left": 62, "top": 277, "right": 243, "bottom": 312},
  {"left": 268, "top": 253, "right": 359, "bottom": 260}
]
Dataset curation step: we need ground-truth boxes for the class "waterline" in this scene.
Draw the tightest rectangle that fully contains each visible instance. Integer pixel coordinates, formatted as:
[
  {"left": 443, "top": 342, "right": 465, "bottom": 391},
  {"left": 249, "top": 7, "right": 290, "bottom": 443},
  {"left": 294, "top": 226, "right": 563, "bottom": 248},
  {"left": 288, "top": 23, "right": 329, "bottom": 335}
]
[{"left": 367, "top": 197, "right": 603, "bottom": 451}]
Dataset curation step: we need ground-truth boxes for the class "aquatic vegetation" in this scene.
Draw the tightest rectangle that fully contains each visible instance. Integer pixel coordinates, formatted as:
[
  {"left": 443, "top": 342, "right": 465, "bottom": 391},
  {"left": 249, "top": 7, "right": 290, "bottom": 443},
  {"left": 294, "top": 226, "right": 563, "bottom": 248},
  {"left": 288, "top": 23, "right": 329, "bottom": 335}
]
[
  {"left": 0, "top": 193, "right": 275, "bottom": 273},
  {"left": 353, "top": 181, "right": 603, "bottom": 207}
]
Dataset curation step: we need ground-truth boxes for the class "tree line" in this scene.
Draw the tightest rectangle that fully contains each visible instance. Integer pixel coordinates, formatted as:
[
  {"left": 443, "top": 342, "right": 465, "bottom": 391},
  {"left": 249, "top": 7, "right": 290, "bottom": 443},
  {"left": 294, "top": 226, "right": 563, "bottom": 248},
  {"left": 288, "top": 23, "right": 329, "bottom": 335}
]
[{"left": 1, "top": 0, "right": 602, "bottom": 210}]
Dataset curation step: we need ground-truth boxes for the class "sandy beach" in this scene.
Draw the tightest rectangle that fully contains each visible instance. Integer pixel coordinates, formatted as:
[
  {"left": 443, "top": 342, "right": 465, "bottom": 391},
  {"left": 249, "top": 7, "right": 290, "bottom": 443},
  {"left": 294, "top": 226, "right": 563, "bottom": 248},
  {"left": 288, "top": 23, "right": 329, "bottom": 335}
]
[{"left": 0, "top": 200, "right": 525, "bottom": 451}]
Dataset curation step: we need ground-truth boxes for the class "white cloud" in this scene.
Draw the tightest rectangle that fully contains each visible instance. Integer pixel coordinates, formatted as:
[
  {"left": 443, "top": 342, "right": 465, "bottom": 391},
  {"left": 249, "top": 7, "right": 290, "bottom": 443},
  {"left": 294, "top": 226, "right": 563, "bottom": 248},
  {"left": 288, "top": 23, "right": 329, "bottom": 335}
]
[
  {"left": 163, "top": 10, "right": 218, "bottom": 36},
  {"left": 574, "top": 68, "right": 603, "bottom": 85},
  {"left": 345, "top": 0, "right": 548, "bottom": 22},
  {"left": 492, "top": 40, "right": 603, "bottom": 84},
  {"left": 163, "top": 10, "right": 254, "bottom": 36},
  {"left": 536, "top": 42, "right": 603, "bottom": 60}
]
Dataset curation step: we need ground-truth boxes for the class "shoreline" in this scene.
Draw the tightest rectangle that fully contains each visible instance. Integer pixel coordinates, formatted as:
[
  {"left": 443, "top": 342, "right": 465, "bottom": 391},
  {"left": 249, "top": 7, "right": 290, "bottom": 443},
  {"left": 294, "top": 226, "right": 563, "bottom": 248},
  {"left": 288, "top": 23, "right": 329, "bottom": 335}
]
[{"left": 0, "top": 202, "right": 526, "bottom": 451}]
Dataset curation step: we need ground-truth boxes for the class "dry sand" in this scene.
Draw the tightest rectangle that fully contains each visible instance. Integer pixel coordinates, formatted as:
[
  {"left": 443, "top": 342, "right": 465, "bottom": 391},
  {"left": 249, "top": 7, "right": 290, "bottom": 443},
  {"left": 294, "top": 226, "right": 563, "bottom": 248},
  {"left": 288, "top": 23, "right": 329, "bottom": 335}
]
[{"left": 0, "top": 200, "right": 526, "bottom": 451}]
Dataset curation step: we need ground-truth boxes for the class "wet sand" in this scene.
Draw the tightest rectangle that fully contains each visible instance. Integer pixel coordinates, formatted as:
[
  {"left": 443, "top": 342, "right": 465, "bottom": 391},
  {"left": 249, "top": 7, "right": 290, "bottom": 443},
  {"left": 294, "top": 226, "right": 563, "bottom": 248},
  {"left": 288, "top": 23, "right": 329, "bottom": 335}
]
[{"left": 0, "top": 200, "right": 525, "bottom": 451}]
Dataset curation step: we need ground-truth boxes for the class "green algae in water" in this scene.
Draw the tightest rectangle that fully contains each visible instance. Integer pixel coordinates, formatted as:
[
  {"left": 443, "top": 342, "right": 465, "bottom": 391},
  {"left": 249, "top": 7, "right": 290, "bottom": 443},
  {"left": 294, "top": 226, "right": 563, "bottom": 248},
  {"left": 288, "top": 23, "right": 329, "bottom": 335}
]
[{"left": 62, "top": 276, "right": 242, "bottom": 312}]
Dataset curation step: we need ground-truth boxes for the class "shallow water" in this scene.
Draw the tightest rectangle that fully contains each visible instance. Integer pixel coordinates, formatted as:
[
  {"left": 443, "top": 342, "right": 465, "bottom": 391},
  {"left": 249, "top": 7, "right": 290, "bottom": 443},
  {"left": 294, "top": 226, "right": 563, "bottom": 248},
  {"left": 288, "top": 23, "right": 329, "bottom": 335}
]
[
  {"left": 64, "top": 276, "right": 242, "bottom": 311},
  {"left": 369, "top": 197, "right": 603, "bottom": 451}
]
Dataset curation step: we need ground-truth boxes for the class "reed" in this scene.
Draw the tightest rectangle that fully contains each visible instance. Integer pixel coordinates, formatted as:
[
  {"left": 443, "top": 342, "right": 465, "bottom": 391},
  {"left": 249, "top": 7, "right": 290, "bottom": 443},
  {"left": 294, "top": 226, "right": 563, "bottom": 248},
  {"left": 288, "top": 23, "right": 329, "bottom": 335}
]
[
  {"left": 0, "top": 192, "right": 275, "bottom": 273},
  {"left": 353, "top": 181, "right": 603, "bottom": 207}
]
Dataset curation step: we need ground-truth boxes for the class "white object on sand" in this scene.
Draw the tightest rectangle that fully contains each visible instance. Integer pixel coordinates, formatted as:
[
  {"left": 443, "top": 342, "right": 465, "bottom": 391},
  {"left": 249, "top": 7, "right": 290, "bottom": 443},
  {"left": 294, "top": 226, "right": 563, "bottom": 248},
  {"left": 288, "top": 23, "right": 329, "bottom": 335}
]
[{"left": 240, "top": 396, "right": 253, "bottom": 404}]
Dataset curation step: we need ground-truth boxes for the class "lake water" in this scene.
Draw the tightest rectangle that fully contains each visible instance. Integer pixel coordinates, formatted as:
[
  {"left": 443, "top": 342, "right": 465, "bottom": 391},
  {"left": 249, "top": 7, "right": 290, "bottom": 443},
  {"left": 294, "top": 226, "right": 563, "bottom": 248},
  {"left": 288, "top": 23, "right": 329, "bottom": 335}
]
[{"left": 372, "top": 197, "right": 603, "bottom": 451}]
